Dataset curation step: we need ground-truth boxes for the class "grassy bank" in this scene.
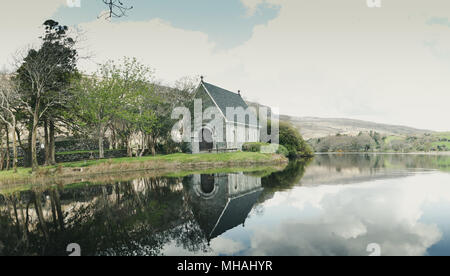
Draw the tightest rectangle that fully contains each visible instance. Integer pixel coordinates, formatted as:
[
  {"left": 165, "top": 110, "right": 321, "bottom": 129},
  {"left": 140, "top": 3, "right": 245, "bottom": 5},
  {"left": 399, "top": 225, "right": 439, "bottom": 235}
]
[
  {"left": 0, "top": 163, "right": 287, "bottom": 195},
  {"left": 0, "top": 152, "right": 288, "bottom": 187}
]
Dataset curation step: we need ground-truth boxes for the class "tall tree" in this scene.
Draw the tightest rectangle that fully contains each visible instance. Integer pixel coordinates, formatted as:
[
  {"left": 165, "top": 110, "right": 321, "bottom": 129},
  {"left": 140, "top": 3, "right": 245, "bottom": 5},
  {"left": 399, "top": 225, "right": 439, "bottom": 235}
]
[
  {"left": 73, "top": 74, "right": 115, "bottom": 159},
  {"left": 15, "top": 20, "right": 78, "bottom": 170}
]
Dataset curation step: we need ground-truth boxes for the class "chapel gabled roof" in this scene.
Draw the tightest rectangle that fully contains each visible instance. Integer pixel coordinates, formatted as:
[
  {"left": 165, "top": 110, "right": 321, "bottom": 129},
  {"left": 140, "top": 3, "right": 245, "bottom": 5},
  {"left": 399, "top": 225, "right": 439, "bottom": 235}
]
[
  {"left": 208, "top": 188, "right": 262, "bottom": 239},
  {"left": 202, "top": 82, "right": 250, "bottom": 116}
]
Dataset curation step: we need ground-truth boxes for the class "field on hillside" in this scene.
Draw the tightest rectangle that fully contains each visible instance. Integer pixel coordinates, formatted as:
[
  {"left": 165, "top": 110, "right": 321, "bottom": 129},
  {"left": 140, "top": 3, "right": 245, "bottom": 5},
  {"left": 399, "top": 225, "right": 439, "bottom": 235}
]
[
  {"left": 281, "top": 115, "right": 431, "bottom": 140},
  {"left": 308, "top": 132, "right": 450, "bottom": 153}
]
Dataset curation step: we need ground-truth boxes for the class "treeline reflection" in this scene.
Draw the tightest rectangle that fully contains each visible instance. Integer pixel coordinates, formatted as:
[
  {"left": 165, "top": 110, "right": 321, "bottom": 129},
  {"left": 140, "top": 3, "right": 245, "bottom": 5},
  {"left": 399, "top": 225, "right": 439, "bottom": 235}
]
[
  {"left": 1, "top": 154, "right": 448, "bottom": 256},
  {"left": 0, "top": 162, "right": 309, "bottom": 256}
]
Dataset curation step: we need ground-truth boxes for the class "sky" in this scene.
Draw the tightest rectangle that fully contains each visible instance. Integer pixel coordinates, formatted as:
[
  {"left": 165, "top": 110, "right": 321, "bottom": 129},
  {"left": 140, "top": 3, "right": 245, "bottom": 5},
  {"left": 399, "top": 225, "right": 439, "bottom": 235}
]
[
  {"left": 0, "top": 0, "right": 449, "bottom": 131},
  {"left": 162, "top": 172, "right": 450, "bottom": 256}
]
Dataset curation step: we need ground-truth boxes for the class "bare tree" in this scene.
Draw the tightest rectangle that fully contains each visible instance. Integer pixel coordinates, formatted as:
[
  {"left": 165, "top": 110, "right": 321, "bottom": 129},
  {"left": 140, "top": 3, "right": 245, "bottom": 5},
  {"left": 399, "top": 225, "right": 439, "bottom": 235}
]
[
  {"left": 100, "top": 0, "right": 133, "bottom": 19},
  {"left": 0, "top": 73, "right": 21, "bottom": 172}
]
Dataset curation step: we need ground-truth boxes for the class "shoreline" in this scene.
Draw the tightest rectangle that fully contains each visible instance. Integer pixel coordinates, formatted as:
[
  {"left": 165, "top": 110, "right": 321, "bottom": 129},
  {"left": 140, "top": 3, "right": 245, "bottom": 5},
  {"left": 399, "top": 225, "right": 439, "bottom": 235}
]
[
  {"left": 0, "top": 152, "right": 289, "bottom": 189},
  {"left": 315, "top": 152, "right": 450, "bottom": 156}
]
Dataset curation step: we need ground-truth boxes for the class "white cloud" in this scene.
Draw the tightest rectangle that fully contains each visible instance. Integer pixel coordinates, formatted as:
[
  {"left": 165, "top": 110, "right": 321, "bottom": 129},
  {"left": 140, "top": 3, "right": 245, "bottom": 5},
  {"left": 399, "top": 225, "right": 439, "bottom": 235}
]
[
  {"left": 77, "top": 18, "right": 241, "bottom": 86},
  {"left": 228, "top": 0, "right": 450, "bottom": 130},
  {"left": 244, "top": 172, "right": 450, "bottom": 256},
  {"left": 0, "top": 0, "right": 65, "bottom": 68},
  {"left": 1, "top": 0, "right": 449, "bottom": 130},
  {"left": 210, "top": 236, "right": 246, "bottom": 255}
]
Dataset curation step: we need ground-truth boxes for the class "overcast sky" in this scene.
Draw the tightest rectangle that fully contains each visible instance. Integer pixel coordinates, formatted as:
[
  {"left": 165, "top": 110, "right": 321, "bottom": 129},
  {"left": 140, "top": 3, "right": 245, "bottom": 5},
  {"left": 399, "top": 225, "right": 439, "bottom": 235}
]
[{"left": 1, "top": 0, "right": 449, "bottom": 131}]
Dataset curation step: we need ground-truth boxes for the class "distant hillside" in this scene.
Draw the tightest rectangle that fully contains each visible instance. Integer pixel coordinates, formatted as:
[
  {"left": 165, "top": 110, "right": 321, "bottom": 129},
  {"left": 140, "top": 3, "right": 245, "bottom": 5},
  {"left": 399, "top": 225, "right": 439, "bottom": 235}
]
[
  {"left": 280, "top": 115, "right": 432, "bottom": 140},
  {"left": 244, "top": 100, "right": 446, "bottom": 152},
  {"left": 244, "top": 100, "right": 433, "bottom": 140}
]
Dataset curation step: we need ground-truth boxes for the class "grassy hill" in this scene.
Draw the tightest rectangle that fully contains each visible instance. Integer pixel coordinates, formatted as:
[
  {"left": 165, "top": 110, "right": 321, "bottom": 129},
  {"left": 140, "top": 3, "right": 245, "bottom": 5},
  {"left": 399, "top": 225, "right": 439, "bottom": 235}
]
[
  {"left": 280, "top": 115, "right": 432, "bottom": 140},
  {"left": 244, "top": 100, "right": 447, "bottom": 152},
  {"left": 308, "top": 131, "right": 450, "bottom": 153}
]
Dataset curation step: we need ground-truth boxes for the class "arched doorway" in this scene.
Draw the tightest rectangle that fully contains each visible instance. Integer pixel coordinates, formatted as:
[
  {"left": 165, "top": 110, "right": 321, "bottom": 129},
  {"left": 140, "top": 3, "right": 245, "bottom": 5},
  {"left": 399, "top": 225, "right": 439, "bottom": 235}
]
[
  {"left": 199, "top": 128, "right": 214, "bottom": 152},
  {"left": 193, "top": 174, "right": 219, "bottom": 199},
  {"left": 200, "top": 174, "right": 215, "bottom": 194}
]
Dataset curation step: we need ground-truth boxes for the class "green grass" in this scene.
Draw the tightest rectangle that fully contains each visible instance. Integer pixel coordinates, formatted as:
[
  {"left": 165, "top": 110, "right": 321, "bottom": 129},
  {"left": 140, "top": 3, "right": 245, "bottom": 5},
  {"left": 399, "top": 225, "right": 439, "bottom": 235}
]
[
  {"left": 432, "top": 141, "right": 450, "bottom": 148},
  {"left": 0, "top": 152, "right": 286, "bottom": 195},
  {"left": 55, "top": 152, "right": 276, "bottom": 168},
  {"left": 0, "top": 152, "right": 285, "bottom": 183},
  {"left": 433, "top": 132, "right": 450, "bottom": 139},
  {"left": 55, "top": 149, "right": 123, "bottom": 155},
  {"left": 384, "top": 135, "right": 403, "bottom": 144},
  {"left": 0, "top": 167, "right": 33, "bottom": 178},
  {"left": 0, "top": 164, "right": 283, "bottom": 195}
]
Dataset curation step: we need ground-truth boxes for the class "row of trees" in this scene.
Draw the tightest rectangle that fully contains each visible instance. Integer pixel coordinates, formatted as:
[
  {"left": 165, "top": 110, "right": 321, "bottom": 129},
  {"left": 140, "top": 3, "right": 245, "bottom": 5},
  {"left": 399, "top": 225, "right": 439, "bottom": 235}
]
[
  {"left": 1, "top": 18, "right": 313, "bottom": 174},
  {"left": 71, "top": 58, "right": 194, "bottom": 159},
  {"left": 309, "top": 132, "right": 380, "bottom": 153},
  {"left": 308, "top": 131, "right": 448, "bottom": 153},
  {"left": 0, "top": 19, "right": 196, "bottom": 173},
  {"left": 0, "top": 20, "right": 77, "bottom": 171}
]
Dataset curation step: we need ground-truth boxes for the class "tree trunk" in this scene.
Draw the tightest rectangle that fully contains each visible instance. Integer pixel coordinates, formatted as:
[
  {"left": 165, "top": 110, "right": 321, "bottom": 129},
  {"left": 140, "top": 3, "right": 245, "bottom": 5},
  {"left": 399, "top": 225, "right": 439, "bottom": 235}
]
[
  {"left": 5, "top": 126, "right": 10, "bottom": 170},
  {"left": 53, "top": 189, "right": 64, "bottom": 230},
  {"left": 31, "top": 111, "right": 39, "bottom": 171},
  {"left": 10, "top": 196, "right": 21, "bottom": 235},
  {"left": 0, "top": 134, "right": 5, "bottom": 171},
  {"left": 98, "top": 129, "right": 105, "bottom": 159},
  {"left": 49, "top": 118, "right": 56, "bottom": 165},
  {"left": 109, "top": 132, "right": 114, "bottom": 150},
  {"left": 49, "top": 192, "right": 58, "bottom": 229},
  {"left": 139, "top": 134, "right": 146, "bottom": 157},
  {"left": 12, "top": 118, "right": 18, "bottom": 173},
  {"left": 25, "top": 124, "right": 32, "bottom": 168},
  {"left": 44, "top": 118, "right": 49, "bottom": 166},
  {"left": 18, "top": 198, "right": 29, "bottom": 244},
  {"left": 150, "top": 136, "right": 156, "bottom": 156},
  {"left": 33, "top": 191, "right": 49, "bottom": 241},
  {"left": 0, "top": 151, "right": 4, "bottom": 171},
  {"left": 126, "top": 138, "right": 132, "bottom": 157}
]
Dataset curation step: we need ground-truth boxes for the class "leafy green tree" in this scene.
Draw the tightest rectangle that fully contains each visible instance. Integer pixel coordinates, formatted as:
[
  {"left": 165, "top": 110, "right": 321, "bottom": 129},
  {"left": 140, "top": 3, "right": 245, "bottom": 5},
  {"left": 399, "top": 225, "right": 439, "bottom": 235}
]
[
  {"left": 133, "top": 87, "right": 174, "bottom": 156},
  {"left": 73, "top": 68, "right": 122, "bottom": 159},
  {"left": 73, "top": 58, "right": 153, "bottom": 158},
  {"left": 278, "top": 121, "right": 314, "bottom": 158},
  {"left": 15, "top": 20, "right": 77, "bottom": 170}
]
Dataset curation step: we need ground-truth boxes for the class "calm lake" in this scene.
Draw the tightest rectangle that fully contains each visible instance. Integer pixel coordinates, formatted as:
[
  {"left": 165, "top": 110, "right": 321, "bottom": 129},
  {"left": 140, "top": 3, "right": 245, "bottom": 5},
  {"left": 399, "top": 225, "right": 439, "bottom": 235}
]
[{"left": 1, "top": 154, "right": 450, "bottom": 256}]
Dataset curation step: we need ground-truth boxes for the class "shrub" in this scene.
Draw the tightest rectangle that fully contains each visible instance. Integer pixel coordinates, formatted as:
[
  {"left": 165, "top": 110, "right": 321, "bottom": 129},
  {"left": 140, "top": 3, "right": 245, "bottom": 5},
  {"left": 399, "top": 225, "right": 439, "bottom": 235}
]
[
  {"left": 180, "top": 142, "right": 192, "bottom": 154},
  {"left": 242, "top": 142, "right": 289, "bottom": 157},
  {"left": 278, "top": 121, "right": 314, "bottom": 158},
  {"left": 276, "top": 144, "right": 289, "bottom": 157},
  {"left": 242, "top": 142, "right": 269, "bottom": 153}
]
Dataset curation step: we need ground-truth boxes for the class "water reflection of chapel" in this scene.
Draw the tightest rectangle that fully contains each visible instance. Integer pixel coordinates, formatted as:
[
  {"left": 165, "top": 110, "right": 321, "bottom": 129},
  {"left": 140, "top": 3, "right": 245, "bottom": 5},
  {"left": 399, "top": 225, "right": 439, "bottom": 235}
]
[{"left": 184, "top": 173, "right": 263, "bottom": 242}]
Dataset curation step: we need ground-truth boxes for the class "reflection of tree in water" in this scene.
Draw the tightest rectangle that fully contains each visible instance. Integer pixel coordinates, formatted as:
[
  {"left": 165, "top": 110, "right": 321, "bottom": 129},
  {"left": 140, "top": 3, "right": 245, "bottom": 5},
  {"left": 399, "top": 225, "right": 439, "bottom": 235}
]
[
  {"left": 313, "top": 154, "right": 450, "bottom": 172},
  {"left": 259, "top": 159, "right": 312, "bottom": 203},
  {"left": 315, "top": 154, "right": 383, "bottom": 170},
  {"left": 0, "top": 161, "right": 323, "bottom": 256},
  {"left": 0, "top": 178, "right": 209, "bottom": 256}
]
